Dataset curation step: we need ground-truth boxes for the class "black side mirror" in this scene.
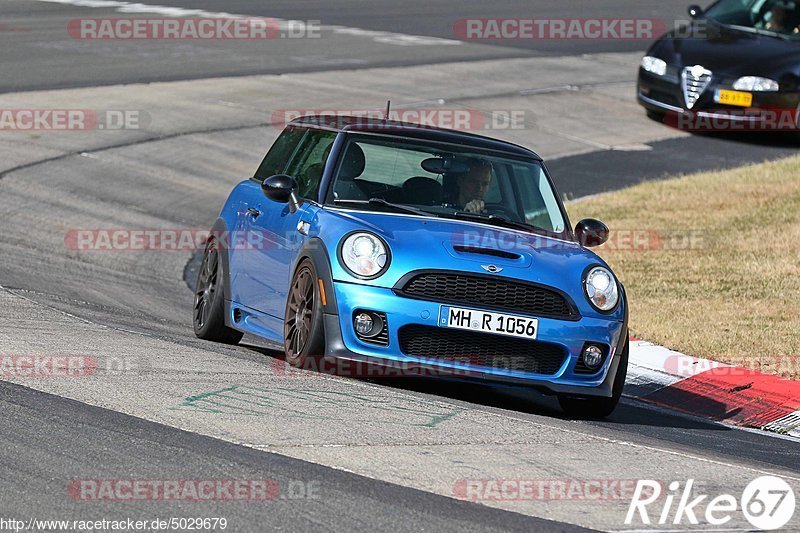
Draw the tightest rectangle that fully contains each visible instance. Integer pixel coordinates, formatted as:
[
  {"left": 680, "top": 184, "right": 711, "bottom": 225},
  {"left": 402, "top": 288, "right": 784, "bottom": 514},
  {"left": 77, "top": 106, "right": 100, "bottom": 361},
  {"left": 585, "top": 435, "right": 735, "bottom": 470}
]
[
  {"left": 575, "top": 218, "right": 609, "bottom": 248},
  {"left": 261, "top": 174, "right": 302, "bottom": 213},
  {"left": 688, "top": 4, "right": 703, "bottom": 18}
]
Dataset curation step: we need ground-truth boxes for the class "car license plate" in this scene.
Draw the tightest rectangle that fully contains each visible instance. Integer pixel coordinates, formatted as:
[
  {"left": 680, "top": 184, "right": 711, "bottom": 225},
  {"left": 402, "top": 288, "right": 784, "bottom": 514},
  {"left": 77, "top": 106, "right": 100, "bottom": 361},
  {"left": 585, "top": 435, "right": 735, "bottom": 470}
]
[
  {"left": 439, "top": 306, "right": 538, "bottom": 340},
  {"left": 714, "top": 89, "right": 753, "bottom": 107}
]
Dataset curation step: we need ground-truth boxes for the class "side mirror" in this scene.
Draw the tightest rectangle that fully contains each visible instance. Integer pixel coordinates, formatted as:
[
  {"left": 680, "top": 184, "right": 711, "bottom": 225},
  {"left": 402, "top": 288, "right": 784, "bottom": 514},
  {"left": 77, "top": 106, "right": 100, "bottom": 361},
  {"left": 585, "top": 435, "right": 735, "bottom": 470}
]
[
  {"left": 688, "top": 4, "right": 703, "bottom": 18},
  {"left": 575, "top": 218, "right": 609, "bottom": 248},
  {"left": 261, "top": 174, "right": 302, "bottom": 213}
]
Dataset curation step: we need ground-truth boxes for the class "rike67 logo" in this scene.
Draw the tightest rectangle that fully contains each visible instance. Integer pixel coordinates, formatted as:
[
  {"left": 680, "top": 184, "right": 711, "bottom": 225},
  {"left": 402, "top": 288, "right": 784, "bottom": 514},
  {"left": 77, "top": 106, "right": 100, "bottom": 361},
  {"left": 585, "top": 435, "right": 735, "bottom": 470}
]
[{"left": 626, "top": 476, "right": 796, "bottom": 530}]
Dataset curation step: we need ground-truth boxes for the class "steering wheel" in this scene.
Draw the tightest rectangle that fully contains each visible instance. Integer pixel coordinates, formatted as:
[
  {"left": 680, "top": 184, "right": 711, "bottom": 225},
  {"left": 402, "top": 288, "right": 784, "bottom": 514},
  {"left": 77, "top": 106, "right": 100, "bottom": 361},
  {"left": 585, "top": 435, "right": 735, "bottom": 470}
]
[{"left": 484, "top": 203, "right": 525, "bottom": 223}]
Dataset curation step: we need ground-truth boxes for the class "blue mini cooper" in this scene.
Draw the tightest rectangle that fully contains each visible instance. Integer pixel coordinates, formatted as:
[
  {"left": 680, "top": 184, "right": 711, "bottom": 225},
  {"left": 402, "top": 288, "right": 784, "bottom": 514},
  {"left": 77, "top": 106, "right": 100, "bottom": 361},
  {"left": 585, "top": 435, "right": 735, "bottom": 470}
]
[{"left": 193, "top": 115, "right": 629, "bottom": 417}]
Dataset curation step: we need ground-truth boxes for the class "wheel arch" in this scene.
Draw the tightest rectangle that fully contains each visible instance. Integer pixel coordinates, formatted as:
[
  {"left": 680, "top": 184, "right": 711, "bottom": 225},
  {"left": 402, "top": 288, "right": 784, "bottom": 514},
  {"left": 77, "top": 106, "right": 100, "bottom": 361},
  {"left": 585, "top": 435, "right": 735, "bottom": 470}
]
[
  {"left": 290, "top": 237, "right": 339, "bottom": 316},
  {"left": 209, "top": 217, "right": 235, "bottom": 328}
]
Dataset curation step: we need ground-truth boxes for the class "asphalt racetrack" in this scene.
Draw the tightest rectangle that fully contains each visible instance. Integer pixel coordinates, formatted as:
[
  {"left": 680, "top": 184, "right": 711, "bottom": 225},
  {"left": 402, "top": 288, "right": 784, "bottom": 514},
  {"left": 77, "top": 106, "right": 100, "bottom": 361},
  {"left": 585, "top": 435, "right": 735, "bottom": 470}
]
[{"left": 0, "top": 1, "right": 798, "bottom": 531}]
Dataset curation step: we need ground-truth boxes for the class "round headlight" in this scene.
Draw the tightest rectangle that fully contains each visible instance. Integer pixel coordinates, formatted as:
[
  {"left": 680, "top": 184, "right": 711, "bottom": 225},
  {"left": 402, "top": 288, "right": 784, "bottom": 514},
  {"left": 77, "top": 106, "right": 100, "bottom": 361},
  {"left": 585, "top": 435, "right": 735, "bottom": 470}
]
[
  {"left": 340, "top": 232, "right": 389, "bottom": 278},
  {"left": 584, "top": 266, "right": 619, "bottom": 312}
]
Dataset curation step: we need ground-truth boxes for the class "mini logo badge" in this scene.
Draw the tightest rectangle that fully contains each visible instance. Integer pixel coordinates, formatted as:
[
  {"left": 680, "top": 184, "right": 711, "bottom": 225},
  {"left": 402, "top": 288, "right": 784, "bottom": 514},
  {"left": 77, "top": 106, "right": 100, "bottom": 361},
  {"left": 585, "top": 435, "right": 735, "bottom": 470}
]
[{"left": 481, "top": 264, "right": 503, "bottom": 273}]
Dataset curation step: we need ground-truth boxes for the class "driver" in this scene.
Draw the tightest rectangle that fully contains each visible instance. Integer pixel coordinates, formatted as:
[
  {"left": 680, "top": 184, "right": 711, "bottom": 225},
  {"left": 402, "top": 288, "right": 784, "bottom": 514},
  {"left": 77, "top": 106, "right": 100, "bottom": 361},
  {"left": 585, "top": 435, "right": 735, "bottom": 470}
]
[
  {"left": 765, "top": 1, "right": 799, "bottom": 33},
  {"left": 456, "top": 158, "right": 493, "bottom": 213}
]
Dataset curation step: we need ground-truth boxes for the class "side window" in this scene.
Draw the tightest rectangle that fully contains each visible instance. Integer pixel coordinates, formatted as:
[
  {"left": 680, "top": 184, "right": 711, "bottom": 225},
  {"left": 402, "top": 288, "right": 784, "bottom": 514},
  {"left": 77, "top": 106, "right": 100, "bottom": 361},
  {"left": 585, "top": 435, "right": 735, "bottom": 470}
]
[
  {"left": 512, "top": 164, "right": 565, "bottom": 232},
  {"left": 285, "top": 130, "right": 337, "bottom": 198},
  {"left": 254, "top": 126, "right": 306, "bottom": 180}
]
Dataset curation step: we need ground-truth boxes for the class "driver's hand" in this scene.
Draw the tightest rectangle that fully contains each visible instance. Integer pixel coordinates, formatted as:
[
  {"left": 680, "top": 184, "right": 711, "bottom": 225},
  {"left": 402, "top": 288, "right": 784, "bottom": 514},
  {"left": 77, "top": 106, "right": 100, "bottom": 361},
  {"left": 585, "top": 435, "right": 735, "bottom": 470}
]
[{"left": 464, "top": 199, "right": 485, "bottom": 213}]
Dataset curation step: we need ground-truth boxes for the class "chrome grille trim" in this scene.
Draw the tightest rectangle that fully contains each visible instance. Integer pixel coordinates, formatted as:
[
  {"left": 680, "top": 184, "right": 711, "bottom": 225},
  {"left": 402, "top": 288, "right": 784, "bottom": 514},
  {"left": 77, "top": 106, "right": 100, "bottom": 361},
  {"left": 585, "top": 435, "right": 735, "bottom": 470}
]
[{"left": 681, "top": 65, "right": 712, "bottom": 109}]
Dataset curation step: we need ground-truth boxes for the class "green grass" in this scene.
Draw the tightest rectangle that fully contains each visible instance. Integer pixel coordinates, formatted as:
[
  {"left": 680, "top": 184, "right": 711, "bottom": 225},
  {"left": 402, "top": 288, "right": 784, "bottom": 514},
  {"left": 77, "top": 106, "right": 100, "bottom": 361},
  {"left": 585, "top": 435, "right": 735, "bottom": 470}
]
[{"left": 568, "top": 155, "right": 800, "bottom": 378}]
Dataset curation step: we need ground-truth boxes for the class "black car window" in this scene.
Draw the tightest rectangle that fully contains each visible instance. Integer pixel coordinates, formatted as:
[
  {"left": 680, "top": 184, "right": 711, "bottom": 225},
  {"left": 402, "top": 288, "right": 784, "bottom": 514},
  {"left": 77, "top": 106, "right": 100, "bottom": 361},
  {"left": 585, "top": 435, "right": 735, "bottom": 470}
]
[
  {"left": 706, "top": 0, "right": 800, "bottom": 37},
  {"left": 329, "top": 136, "right": 567, "bottom": 236},
  {"left": 254, "top": 126, "right": 306, "bottom": 180},
  {"left": 285, "top": 130, "right": 338, "bottom": 199}
]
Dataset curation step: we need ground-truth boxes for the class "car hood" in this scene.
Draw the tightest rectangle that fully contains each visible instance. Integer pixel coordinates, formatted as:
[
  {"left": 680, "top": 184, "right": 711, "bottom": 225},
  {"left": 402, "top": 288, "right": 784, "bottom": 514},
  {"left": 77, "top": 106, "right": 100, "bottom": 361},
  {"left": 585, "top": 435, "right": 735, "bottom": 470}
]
[
  {"left": 650, "top": 23, "right": 800, "bottom": 78},
  {"left": 315, "top": 208, "right": 620, "bottom": 319}
]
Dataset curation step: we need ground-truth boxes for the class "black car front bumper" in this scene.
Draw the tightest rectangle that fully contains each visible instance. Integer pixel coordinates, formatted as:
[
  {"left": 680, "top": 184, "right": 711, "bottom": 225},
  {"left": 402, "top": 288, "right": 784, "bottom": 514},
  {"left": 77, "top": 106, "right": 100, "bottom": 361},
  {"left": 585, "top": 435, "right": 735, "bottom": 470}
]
[{"left": 637, "top": 69, "right": 800, "bottom": 132}]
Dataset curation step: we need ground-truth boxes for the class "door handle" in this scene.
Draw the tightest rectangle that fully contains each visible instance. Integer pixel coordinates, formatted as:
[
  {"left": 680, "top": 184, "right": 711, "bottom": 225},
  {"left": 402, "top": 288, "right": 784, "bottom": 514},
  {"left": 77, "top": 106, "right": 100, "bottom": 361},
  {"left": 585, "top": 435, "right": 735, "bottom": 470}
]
[{"left": 246, "top": 207, "right": 261, "bottom": 218}]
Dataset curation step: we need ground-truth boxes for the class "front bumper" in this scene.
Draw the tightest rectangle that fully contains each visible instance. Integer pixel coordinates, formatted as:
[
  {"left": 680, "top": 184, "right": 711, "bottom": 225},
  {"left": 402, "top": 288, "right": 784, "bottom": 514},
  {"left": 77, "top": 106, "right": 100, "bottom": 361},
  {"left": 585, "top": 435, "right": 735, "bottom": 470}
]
[
  {"left": 637, "top": 69, "right": 800, "bottom": 132},
  {"left": 323, "top": 280, "right": 627, "bottom": 397}
]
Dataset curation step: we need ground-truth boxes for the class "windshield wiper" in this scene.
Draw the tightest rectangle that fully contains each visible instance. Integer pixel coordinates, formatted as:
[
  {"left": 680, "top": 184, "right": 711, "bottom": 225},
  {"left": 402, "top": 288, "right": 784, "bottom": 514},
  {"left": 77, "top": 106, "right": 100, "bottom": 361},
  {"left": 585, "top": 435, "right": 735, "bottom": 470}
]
[
  {"left": 334, "top": 198, "right": 431, "bottom": 216},
  {"left": 447, "top": 211, "right": 538, "bottom": 233}
]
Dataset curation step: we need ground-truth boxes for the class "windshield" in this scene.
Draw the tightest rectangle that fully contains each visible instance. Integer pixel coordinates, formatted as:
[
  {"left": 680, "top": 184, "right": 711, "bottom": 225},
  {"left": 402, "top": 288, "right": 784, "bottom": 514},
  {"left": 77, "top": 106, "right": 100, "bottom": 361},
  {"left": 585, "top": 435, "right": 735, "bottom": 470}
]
[
  {"left": 704, "top": 0, "right": 800, "bottom": 38},
  {"left": 327, "top": 134, "right": 567, "bottom": 237}
]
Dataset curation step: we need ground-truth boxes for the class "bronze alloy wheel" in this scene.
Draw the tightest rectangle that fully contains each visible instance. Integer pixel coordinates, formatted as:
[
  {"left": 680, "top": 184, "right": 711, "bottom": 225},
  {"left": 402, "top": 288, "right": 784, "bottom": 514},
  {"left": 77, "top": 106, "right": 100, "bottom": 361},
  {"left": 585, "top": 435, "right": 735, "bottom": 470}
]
[{"left": 284, "top": 260, "right": 324, "bottom": 365}]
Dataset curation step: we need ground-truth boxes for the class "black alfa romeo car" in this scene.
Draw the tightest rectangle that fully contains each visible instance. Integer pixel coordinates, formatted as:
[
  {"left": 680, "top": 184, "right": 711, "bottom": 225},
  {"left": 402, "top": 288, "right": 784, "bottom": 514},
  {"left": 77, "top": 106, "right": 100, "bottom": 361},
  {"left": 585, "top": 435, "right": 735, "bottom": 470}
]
[{"left": 638, "top": 0, "right": 800, "bottom": 132}]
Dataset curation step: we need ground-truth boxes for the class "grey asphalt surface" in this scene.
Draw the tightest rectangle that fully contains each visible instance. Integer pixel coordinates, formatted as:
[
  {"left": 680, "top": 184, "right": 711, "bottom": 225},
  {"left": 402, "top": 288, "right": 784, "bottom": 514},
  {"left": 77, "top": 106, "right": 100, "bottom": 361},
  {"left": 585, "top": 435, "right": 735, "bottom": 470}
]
[
  {"left": 0, "top": 380, "right": 591, "bottom": 533},
  {"left": 0, "top": 0, "right": 691, "bottom": 93},
  {"left": 1, "top": 0, "right": 799, "bottom": 531}
]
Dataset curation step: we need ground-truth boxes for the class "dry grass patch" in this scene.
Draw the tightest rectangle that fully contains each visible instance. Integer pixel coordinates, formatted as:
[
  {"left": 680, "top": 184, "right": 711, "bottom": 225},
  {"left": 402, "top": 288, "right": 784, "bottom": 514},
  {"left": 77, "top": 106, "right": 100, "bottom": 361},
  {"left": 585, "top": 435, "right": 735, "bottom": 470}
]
[{"left": 568, "top": 155, "right": 800, "bottom": 378}]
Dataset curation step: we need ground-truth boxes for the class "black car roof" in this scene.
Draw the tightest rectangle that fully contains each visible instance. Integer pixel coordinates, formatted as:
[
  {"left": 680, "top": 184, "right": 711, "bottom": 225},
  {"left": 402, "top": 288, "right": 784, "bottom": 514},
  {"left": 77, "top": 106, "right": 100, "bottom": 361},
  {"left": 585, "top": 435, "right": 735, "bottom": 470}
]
[{"left": 288, "top": 114, "right": 542, "bottom": 160}]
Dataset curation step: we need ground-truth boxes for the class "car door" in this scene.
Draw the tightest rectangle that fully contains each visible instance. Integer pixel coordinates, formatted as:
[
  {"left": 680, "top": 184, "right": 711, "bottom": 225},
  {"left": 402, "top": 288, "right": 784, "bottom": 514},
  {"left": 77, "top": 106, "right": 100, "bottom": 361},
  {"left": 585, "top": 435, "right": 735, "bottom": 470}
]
[
  {"left": 236, "top": 128, "right": 336, "bottom": 318},
  {"left": 229, "top": 125, "right": 305, "bottom": 312}
]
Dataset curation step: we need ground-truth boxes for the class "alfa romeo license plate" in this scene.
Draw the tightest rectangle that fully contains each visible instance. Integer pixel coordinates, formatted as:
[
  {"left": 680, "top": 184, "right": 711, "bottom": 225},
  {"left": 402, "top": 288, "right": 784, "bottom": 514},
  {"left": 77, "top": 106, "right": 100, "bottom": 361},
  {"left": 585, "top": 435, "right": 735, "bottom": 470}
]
[
  {"left": 714, "top": 89, "right": 753, "bottom": 107},
  {"left": 439, "top": 306, "right": 538, "bottom": 340}
]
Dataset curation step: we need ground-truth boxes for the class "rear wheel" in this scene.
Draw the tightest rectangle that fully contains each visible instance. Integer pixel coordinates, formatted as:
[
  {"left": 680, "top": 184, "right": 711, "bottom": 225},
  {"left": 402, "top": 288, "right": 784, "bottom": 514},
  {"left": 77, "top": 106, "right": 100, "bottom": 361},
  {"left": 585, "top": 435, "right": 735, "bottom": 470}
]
[
  {"left": 558, "top": 335, "right": 629, "bottom": 418},
  {"left": 284, "top": 259, "right": 325, "bottom": 367},
  {"left": 193, "top": 237, "right": 243, "bottom": 344}
]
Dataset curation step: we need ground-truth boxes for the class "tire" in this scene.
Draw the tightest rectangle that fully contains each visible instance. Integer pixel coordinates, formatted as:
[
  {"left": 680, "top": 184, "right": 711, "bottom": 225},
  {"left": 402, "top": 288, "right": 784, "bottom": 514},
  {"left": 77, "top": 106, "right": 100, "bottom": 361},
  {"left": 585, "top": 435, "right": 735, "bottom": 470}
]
[
  {"left": 558, "top": 335, "right": 629, "bottom": 419},
  {"left": 284, "top": 259, "right": 325, "bottom": 367},
  {"left": 193, "top": 237, "right": 243, "bottom": 344}
]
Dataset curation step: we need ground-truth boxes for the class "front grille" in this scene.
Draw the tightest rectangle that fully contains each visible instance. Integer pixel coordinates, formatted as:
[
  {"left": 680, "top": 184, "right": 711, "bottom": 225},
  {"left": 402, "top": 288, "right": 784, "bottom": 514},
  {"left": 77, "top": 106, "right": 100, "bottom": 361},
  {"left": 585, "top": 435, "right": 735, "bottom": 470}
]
[
  {"left": 681, "top": 65, "right": 712, "bottom": 109},
  {"left": 398, "top": 325, "right": 567, "bottom": 375},
  {"left": 396, "top": 272, "right": 577, "bottom": 320}
]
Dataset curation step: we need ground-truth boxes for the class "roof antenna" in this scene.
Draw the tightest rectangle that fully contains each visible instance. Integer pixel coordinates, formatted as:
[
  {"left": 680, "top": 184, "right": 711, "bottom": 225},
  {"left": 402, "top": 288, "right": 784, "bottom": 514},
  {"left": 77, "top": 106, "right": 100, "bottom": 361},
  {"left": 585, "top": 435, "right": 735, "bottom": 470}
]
[{"left": 384, "top": 100, "right": 391, "bottom": 120}]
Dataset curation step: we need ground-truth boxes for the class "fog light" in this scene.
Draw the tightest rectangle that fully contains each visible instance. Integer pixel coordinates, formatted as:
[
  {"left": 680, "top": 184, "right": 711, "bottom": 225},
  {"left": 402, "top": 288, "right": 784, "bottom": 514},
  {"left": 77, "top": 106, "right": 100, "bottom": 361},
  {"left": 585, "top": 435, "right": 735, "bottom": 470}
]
[
  {"left": 582, "top": 345, "right": 604, "bottom": 369},
  {"left": 354, "top": 313, "right": 373, "bottom": 335}
]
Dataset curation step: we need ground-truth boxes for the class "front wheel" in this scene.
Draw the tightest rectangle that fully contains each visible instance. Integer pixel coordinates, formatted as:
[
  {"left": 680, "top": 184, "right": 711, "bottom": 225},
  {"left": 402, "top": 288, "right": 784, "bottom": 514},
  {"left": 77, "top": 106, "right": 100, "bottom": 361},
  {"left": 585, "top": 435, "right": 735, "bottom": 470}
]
[
  {"left": 558, "top": 335, "right": 629, "bottom": 418},
  {"left": 284, "top": 259, "right": 325, "bottom": 367}
]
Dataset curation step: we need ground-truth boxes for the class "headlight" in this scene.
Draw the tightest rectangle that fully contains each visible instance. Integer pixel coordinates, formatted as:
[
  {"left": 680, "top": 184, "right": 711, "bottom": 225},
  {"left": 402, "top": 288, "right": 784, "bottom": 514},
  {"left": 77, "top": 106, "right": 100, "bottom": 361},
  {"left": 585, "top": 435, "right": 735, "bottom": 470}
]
[
  {"left": 339, "top": 232, "right": 389, "bottom": 278},
  {"left": 732, "top": 76, "right": 779, "bottom": 92},
  {"left": 640, "top": 56, "right": 667, "bottom": 76},
  {"left": 584, "top": 266, "right": 619, "bottom": 312}
]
